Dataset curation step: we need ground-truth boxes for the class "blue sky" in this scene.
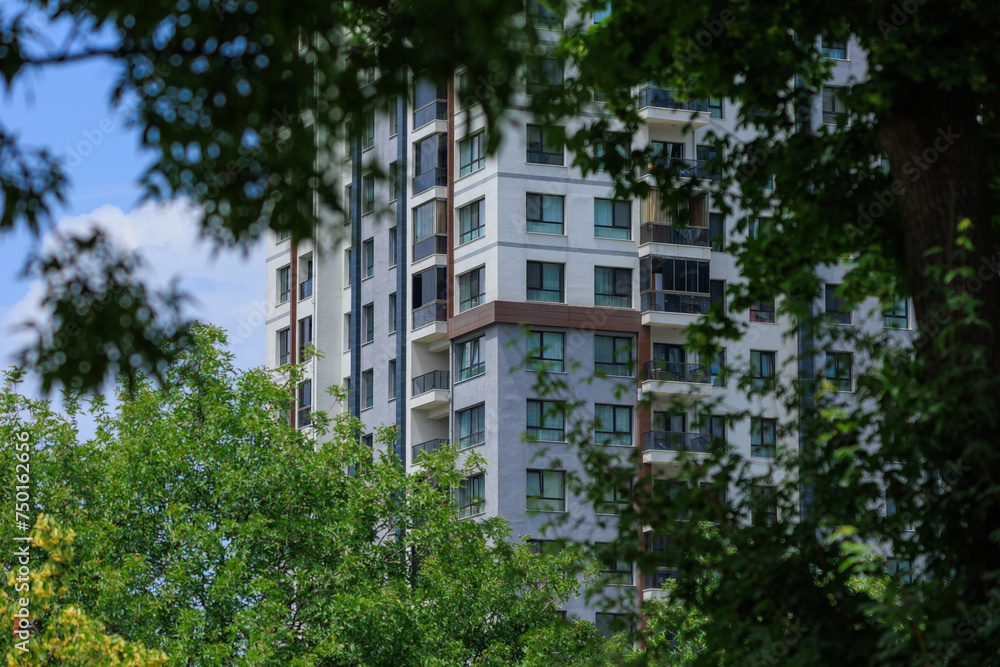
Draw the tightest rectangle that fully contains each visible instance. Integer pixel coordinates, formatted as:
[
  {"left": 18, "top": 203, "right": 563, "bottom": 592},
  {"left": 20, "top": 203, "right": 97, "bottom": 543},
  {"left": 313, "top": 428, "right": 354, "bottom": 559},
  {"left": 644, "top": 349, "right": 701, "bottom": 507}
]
[{"left": 0, "top": 11, "right": 265, "bottom": 389}]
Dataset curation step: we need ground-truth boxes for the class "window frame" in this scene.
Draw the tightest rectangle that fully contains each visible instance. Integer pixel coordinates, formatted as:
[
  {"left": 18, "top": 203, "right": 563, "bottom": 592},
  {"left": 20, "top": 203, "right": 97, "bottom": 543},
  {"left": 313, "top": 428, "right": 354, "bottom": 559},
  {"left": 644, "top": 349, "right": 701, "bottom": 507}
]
[
  {"left": 298, "top": 315, "right": 313, "bottom": 362},
  {"left": 458, "top": 131, "right": 486, "bottom": 177},
  {"left": 457, "top": 336, "right": 485, "bottom": 381},
  {"left": 594, "top": 198, "right": 632, "bottom": 239},
  {"left": 526, "top": 469, "right": 567, "bottom": 512},
  {"left": 526, "top": 124, "right": 564, "bottom": 166},
  {"left": 277, "top": 265, "right": 291, "bottom": 304},
  {"left": 594, "top": 404, "right": 632, "bottom": 446},
  {"left": 884, "top": 297, "right": 909, "bottom": 329},
  {"left": 822, "top": 86, "right": 849, "bottom": 125},
  {"left": 297, "top": 379, "right": 312, "bottom": 428},
  {"left": 362, "top": 303, "right": 374, "bottom": 344},
  {"left": 526, "top": 399, "right": 565, "bottom": 442},
  {"left": 363, "top": 173, "right": 375, "bottom": 214},
  {"left": 458, "top": 266, "right": 486, "bottom": 312},
  {"left": 751, "top": 418, "right": 777, "bottom": 458},
  {"left": 525, "top": 192, "right": 565, "bottom": 235},
  {"left": 457, "top": 473, "right": 486, "bottom": 518},
  {"left": 825, "top": 351, "right": 853, "bottom": 392},
  {"left": 526, "top": 261, "right": 565, "bottom": 303},
  {"left": 277, "top": 328, "right": 290, "bottom": 366},
  {"left": 525, "top": 56, "right": 564, "bottom": 94},
  {"left": 362, "top": 109, "right": 375, "bottom": 150},
  {"left": 388, "top": 359, "right": 397, "bottom": 400},
  {"left": 526, "top": 0, "right": 563, "bottom": 30},
  {"left": 594, "top": 266, "right": 632, "bottom": 308},
  {"left": 825, "top": 284, "right": 852, "bottom": 325},
  {"left": 458, "top": 198, "right": 486, "bottom": 245},
  {"left": 362, "top": 369, "right": 374, "bottom": 409},
  {"left": 388, "top": 292, "right": 397, "bottom": 334},
  {"left": 595, "top": 335, "right": 633, "bottom": 377},
  {"left": 389, "top": 227, "right": 398, "bottom": 267},
  {"left": 527, "top": 330, "right": 565, "bottom": 373},
  {"left": 750, "top": 350, "right": 776, "bottom": 390},
  {"left": 363, "top": 238, "right": 375, "bottom": 279},
  {"left": 457, "top": 403, "right": 486, "bottom": 449}
]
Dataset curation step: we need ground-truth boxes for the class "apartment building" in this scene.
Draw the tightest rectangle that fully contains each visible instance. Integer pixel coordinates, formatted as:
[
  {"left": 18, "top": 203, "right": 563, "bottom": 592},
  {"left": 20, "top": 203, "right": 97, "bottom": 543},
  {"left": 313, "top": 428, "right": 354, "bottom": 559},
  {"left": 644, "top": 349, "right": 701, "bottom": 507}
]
[{"left": 264, "top": 26, "right": 907, "bottom": 624}]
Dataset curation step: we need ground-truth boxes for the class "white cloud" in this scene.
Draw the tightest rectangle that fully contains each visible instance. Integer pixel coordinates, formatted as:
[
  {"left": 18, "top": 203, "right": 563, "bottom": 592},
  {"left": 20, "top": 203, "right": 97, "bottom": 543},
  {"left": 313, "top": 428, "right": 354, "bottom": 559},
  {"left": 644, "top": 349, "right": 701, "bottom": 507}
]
[{"left": 0, "top": 199, "right": 266, "bottom": 383}]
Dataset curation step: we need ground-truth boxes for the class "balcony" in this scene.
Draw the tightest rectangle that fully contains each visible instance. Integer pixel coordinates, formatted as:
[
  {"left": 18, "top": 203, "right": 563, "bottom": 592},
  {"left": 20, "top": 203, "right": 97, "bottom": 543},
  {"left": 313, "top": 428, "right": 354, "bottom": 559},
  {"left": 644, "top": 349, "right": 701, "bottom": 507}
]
[
  {"left": 636, "top": 87, "right": 710, "bottom": 128},
  {"left": 642, "top": 570, "right": 681, "bottom": 601},
  {"left": 299, "top": 279, "right": 313, "bottom": 300},
  {"left": 412, "top": 438, "right": 448, "bottom": 463},
  {"left": 640, "top": 361, "right": 713, "bottom": 401},
  {"left": 642, "top": 157, "right": 719, "bottom": 181},
  {"left": 640, "top": 291, "right": 711, "bottom": 328},
  {"left": 411, "top": 370, "right": 450, "bottom": 418},
  {"left": 413, "top": 233, "right": 448, "bottom": 262},
  {"left": 640, "top": 222, "right": 710, "bottom": 248},
  {"left": 414, "top": 100, "right": 448, "bottom": 130},
  {"left": 412, "top": 300, "right": 448, "bottom": 348},
  {"left": 413, "top": 167, "right": 447, "bottom": 195}
]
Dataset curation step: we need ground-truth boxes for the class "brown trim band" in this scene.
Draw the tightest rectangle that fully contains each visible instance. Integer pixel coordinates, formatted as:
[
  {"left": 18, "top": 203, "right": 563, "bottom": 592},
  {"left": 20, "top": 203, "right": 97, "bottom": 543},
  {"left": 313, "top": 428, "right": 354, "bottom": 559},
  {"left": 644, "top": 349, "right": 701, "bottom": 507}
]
[{"left": 448, "top": 301, "right": 641, "bottom": 340}]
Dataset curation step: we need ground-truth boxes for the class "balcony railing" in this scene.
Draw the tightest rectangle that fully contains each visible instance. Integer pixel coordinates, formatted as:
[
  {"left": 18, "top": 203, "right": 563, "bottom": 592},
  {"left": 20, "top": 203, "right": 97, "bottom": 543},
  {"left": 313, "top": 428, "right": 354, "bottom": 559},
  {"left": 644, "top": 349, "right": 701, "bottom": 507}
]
[
  {"left": 412, "top": 370, "right": 449, "bottom": 396},
  {"left": 299, "top": 279, "right": 313, "bottom": 300},
  {"left": 644, "top": 360, "right": 710, "bottom": 383},
  {"left": 640, "top": 291, "right": 711, "bottom": 315},
  {"left": 643, "top": 570, "right": 681, "bottom": 590},
  {"left": 639, "top": 222, "right": 710, "bottom": 247},
  {"left": 413, "top": 233, "right": 448, "bottom": 262},
  {"left": 412, "top": 300, "right": 447, "bottom": 329},
  {"left": 413, "top": 438, "right": 448, "bottom": 459},
  {"left": 643, "top": 430, "right": 711, "bottom": 453},
  {"left": 413, "top": 100, "right": 447, "bottom": 129},
  {"left": 413, "top": 167, "right": 447, "bottom": 194},
  {"left": 637, "top": 87, "right": 708, "bottom": 113},
  {"left": 643, "top": 157, "right": 719, "bottom": 181}
]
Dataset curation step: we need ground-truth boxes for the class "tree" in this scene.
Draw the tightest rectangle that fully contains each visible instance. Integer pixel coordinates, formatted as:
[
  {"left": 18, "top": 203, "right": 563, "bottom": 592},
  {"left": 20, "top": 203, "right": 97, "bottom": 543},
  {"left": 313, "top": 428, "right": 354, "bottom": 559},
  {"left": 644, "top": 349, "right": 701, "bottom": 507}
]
[{"left": 0, "top": 324, "right": 609, "bottom": 666}]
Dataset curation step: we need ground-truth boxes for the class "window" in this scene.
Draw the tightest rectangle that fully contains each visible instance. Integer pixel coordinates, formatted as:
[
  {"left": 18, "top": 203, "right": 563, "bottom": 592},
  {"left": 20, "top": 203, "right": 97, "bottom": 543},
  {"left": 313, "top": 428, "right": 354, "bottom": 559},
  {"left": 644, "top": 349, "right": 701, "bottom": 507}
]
[
  {"left": 708, "top": 97, "right": 724, "bottom": 119},
  {"left": 527, "top": 331, "right": 565, "bottom": 372},
  {"left": 297, "top": 379, "right": 312, "bottom": 428},
  {"left": 388, "top": 99, "right": 398, "bottom": 137},
  {"left": 595, "top": 613, "right": 633, "bottom": 639},
  {"left": 388, "top": 359, "right": 397, "bottom": 400},
  {"left": 527, "top": 0, "right": 562, "bottom": 29},
  {"left": 362, "top": 109, "right": 375, "bottom": 149},
  {"left": 299, "top": 316, "right": 313, "bottom": 362},
  {"left": 710, "top": 280, "right": 726, "bottom": 312},
  {"left": 413, "top": 133, "right": 447, "bottom": 192},
  {"left": 750, "top": 350, "right": 775, "bottom": 390},
  {"left": 299, "top": 258, "right": 313, "bottom": 300},
  {"left": 750, "top": 299, "right": 776, "bottom": 323},
  {"left": 343, "top": 313, "right": 351, "bottom": 350},
  {"left": 528, "top": 539, "right": 562, "bottom": 556},
  {"left": 458, "top": 267, "right": 485, "bottom": 312},
  {"left": 597, "top": 484, "right": 630, "bottom": 515},
  {"left": 751, "top": 486, "right": 777, "bottom": 526},
  {"left": 457, "top": 473, "right": 485, "bottom": 518},
  {"left": 825, "top": 352, "right": 853, "bottom": 392},
  {"left": 884, "top": 298, "right": 908, "bottom": 329},
  {"left": 389, "top": 162, "right": 398, "bottom": 202},
  {"left": 594, "top": 198, "right": 631, "bottom": 239},
  {"left": 459, "top": 132, "right": 485, "bottom": 177},
  {"left": 597, "top": 543, "right": 633, "bottom": 584},
  {"left": 458, "top": 199, "right": 485, "bottom": 244},
  {"left": 595, "top": 335, "right": 632, "bottom": 377},
  {"left": 362, "top": 369, "right": 374, "bottom": 409},
  {"left": 363, "top": 173, "right": 375, "bottom": 214},
  {"left": 702, "top": 415, "right": 727, "bottom": 445},
  {"left": 595, "top": 267, "right": 631, "bottom": 308},
  {"left": 413, "top": 80, "right": 447, "bottom": 129},
  {"left": 821, "top": 36, "right": 847, "bottom": 59},
  {"left": 527, "top": 399, "right": 564, "bottom": 441},
  {"left": 526, "top": 124, "right": 564, "bottom": 165},
  {"left": 526, "top": 57, "right": 563, "bottom": 94},
  {"left": 344, "top": 249, "right": 352, "bottom": 286},
  {"left": 277, "top": 328, "right": 290, "bottom": 366},
  {"left": 825, "top": 284, "right": 852, "bottom": 324},
  {"left": 527, "top": 470, "right": 566, "bottom": 512},
  {"left": 526, "top": 193, "right": 564, "bottom": 234},
  {"left": 413, "top": 199, "right": 447, "bottom": 261},
  {"left": 822, "top": 86, "right": 848, "bottom": 125},
  {"left": 526, "top": 261, "right": 564, "bottom": 303},
  {"left": 595, "top": 404, "right": 632, "bottom": 446},
  {"left": 458, "top": 336, "right": 485, "bottom": 380},
  {"left": 751, "top": 418, "right": 776, "bottom": 458},
  {"left": 639, "top": 256, "right": 711, "bottom": 315},
  {"left": 696, "top": 144, "right": 720, "bottom": 180},
  {"left": 457, "top": 404, "right": 486, "bottom": 449},
  {"left": 363, "top": 238, "right": 374, "bottom": 278},
  {"left": 709, "top": 213, "right": 725, "bottom": 251},
  {"left": 885, "top": 495, "right": 915, "bottom": 532},
  {"left": 709, "top": 349, "right": 726, "bottom": 387},
  {"left": 344, "top": 184, "right": 352, "bottom": 223},
  {"left": 389, "top": 227, "right": 398, "bottom": 267},
  {"left": 362, "top": 303, "right": 374, "bottom": 344},
  {"left": 388, "top": 293, "right": 397, "bottom": 334},
  {"left": 748, "top": 216, "right": 769, "bottom": 240},
  {"left": 277, "top": 266, "right": 291, "bottom": 304}
]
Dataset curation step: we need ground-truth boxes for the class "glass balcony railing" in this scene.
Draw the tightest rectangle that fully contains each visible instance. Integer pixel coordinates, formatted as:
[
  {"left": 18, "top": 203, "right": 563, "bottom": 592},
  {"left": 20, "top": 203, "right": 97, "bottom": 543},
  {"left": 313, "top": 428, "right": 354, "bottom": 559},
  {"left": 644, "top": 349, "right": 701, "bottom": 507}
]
[
  {"left": 643, "top": 157, "right": 719, "bottom": 181},
  {"left": 637, "top": 87, "right": 708, "bottom": 113},
  {"left": 639, "top": 222, "right": 710, "bottom": 247},
  {"left": 643, "top": 360, "right": 710, "bottom": 383},
  {"left": 413, "top": 438, "right": 448, "bottom": 459},
  {"left": 413, "top": 167, "right": 447, "bottom": 194},
  {"left": 413, "top": 234, "right": 448, "bottom": 262},
  {"left": 412, "top": 370, "right": 449, "bottom": 396},
  {"left": 412, "top": 300, "right": 447, "bottom": 329},
  {"left": 643, "top": 430, "right": 711, "bottom": 453},
  {"left": 640, "top": 291, "right": 711, "bottom": 315},
  {"left": 413, "top": 100, "right": 447, "bottom": 129},
  {"left": 299, "top": 279, "right": 313, "bottom": 300},
  {"left": 643, "top": 570, "right": 681, "bottom": 590}
]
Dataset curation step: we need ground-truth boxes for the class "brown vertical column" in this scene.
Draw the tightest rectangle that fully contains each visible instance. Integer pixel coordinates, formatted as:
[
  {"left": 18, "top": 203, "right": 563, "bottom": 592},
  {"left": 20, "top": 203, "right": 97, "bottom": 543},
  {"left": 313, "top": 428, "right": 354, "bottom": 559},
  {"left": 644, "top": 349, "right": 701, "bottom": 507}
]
[
  {"left": 289, "top": 240, "right": 298, "bottom": 427},
  {"left": 446, "top": 78, "right": 456, "bottom": 320}
]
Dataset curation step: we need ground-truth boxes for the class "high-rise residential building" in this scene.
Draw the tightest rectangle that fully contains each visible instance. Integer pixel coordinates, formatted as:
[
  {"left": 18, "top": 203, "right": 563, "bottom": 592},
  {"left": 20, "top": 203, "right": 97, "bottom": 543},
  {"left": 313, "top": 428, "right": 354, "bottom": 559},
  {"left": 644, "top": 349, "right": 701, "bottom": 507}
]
[{"left": 265, "top": 29, "right": 904, "bottom": 623}]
